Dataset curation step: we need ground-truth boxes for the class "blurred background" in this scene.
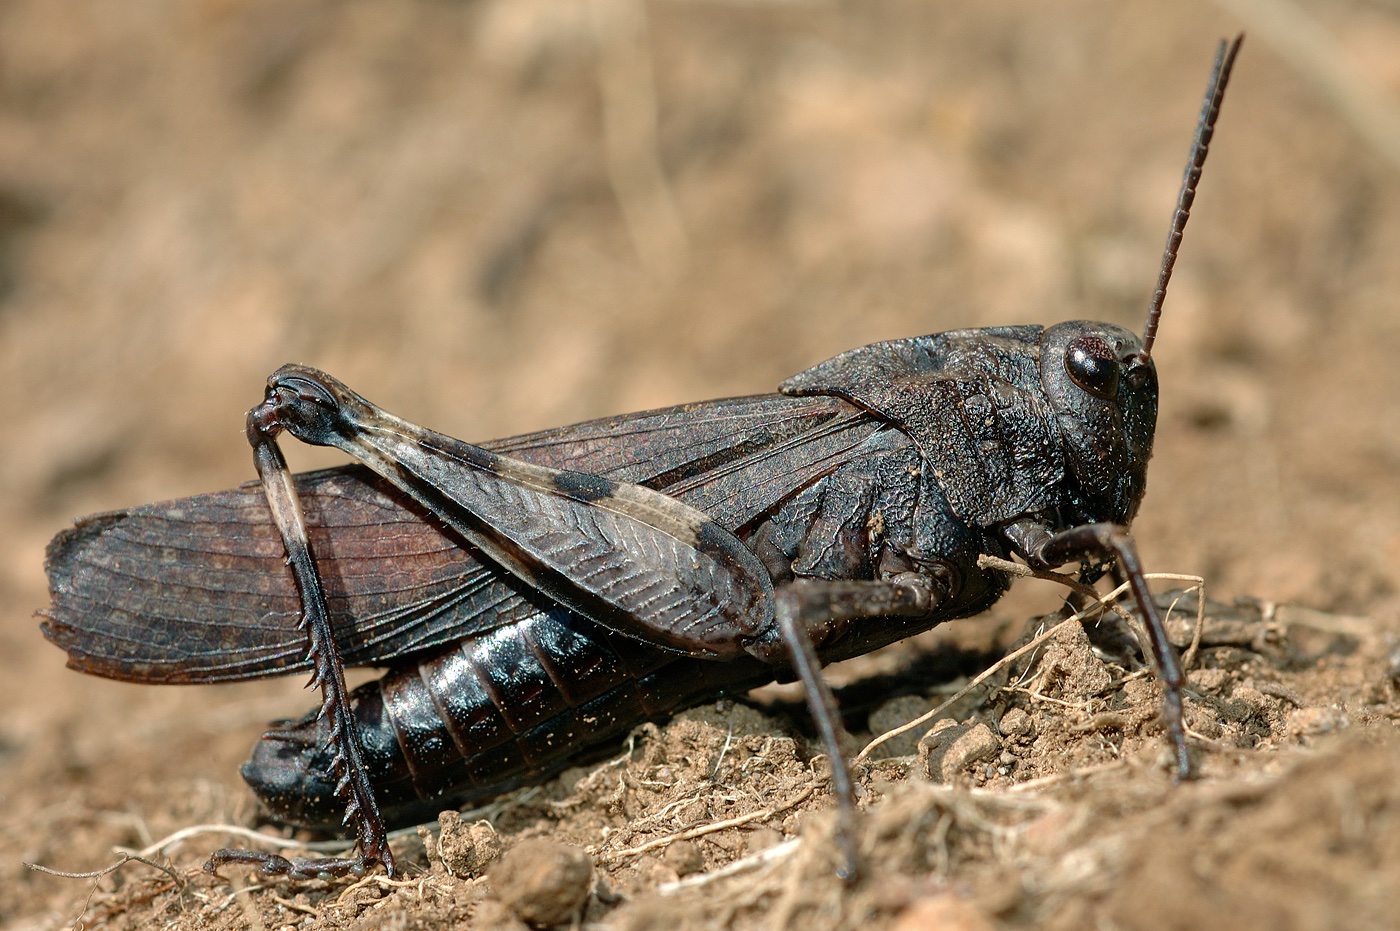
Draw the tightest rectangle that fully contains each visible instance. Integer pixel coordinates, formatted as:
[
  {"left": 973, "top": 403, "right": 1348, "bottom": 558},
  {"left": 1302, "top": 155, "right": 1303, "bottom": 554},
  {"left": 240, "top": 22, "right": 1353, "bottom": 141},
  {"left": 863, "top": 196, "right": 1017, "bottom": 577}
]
[{"left": 1, "top": 0, "right": 1399, "bottom": 918}]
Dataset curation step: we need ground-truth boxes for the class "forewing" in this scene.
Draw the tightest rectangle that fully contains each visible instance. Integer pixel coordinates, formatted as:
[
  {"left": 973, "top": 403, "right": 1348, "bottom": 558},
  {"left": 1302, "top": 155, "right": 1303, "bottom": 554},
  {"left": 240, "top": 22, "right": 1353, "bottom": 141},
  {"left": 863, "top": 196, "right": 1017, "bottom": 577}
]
[
  {"left": 41, "top": 468, "right": 529, "bottom": 682},
  {"left": 44, "top": 394, "right": 878, "bottom": 681}
]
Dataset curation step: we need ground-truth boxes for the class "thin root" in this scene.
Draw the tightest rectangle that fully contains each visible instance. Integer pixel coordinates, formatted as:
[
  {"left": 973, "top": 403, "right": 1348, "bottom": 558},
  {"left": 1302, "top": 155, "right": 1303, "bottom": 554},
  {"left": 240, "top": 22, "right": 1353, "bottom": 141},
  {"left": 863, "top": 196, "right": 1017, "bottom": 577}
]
[{"left": 25, "top": 854, "right": 187, "bottom": 888}]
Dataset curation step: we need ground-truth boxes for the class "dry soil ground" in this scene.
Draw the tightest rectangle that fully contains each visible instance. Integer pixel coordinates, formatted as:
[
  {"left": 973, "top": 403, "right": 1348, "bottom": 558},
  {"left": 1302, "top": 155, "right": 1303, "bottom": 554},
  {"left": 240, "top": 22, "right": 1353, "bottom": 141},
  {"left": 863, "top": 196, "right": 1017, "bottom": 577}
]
[{"left": 3, "top": 2, "right": 1400, "bottom": 929}]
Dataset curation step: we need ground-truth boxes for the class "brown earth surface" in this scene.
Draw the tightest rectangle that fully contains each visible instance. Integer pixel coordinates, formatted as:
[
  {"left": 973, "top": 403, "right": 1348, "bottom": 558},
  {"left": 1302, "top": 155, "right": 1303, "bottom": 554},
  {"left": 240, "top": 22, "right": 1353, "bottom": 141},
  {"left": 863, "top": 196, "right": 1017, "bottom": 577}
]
[{"left": 3, "top": 2, "right": 1400, "bottom": 929}]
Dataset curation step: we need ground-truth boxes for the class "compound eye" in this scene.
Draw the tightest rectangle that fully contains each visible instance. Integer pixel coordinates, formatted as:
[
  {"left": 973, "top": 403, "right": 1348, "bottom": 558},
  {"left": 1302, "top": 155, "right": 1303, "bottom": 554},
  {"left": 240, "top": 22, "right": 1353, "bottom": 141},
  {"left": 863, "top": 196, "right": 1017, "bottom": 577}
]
[{"left": 1064, "top": 334, "right": 1120, "bottom": 400}]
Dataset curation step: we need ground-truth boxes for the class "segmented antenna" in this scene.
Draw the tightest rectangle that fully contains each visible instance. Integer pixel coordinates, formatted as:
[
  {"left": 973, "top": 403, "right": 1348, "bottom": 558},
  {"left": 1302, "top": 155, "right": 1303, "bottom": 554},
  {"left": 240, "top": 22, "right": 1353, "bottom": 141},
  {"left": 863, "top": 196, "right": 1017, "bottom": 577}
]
[{"left": 1138, "top": 33, "right": 1243, "bottom": 360}]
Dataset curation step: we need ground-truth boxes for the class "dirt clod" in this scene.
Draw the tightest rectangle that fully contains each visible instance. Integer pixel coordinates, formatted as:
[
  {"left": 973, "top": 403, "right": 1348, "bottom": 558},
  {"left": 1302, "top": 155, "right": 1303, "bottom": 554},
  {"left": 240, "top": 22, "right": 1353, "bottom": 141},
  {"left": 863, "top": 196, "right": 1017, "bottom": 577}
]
[
  {"left": 489, "top": 838, "right": 594, "bottom": 928},
  {"left": 660, "top": 840, "right": 704, "bottom": 877},
  {"left": 437, "top": 809, "right": 503, "bottom": 877},
  {"left": 997, "top": 707, "right": 1034, "bottom": 739}
]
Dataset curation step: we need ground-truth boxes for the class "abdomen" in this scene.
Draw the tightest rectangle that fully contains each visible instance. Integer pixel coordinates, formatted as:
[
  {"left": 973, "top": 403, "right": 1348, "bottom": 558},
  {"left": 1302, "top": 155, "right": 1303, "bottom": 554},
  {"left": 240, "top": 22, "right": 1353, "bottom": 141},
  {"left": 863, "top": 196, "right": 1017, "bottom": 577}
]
[{"left": 241, "top": 606, "right": 776, "bottom": 830}]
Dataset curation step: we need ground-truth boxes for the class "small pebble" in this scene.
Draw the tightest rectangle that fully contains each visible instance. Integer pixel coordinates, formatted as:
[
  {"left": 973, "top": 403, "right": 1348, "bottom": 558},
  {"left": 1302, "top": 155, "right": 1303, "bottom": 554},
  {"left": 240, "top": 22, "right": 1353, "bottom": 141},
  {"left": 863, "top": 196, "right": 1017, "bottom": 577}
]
[{"left": 921, "top": 721, "right": 1002, "bottom": 782}]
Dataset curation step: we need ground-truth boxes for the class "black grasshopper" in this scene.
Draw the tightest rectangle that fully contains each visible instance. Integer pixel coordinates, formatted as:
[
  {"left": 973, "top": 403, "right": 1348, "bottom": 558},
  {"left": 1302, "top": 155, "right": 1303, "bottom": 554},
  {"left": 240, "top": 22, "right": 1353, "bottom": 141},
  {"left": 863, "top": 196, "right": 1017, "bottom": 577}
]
[{"left": 42, "top": 36, "right": 1241, "bottom": 881}]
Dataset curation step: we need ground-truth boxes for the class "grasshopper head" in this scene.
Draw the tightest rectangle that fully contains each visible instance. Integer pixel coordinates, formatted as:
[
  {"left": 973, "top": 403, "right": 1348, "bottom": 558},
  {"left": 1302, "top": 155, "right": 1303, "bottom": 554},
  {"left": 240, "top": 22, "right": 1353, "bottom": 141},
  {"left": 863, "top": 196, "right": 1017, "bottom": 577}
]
[{"left": 1039, "top": 320, "right": 1158, "bottom": 525}]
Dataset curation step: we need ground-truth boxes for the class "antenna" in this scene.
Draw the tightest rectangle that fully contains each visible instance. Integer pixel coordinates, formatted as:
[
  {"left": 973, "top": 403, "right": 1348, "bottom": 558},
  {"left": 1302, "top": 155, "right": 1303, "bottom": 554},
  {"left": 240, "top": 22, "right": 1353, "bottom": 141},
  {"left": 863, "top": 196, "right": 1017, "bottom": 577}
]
[{"left": 1137, "top": 34, "right": 1243, "bottom": 362}]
